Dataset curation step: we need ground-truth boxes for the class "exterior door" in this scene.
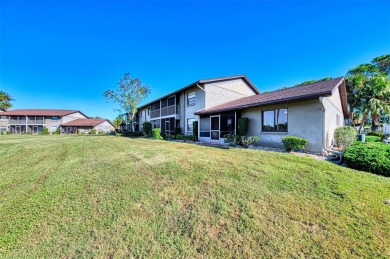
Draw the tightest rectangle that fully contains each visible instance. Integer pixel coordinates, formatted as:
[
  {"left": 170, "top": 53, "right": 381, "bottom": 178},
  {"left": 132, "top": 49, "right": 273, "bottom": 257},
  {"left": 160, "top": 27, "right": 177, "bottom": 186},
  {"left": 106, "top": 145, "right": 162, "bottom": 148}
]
[
  {"left": 15, "top": 126, "right": 21, "bottom": 134},
  {"left": 210, "top": 115, "right": 220, "bottom": 144},
  {"left": 33, "top": 126, "right": 38, "bottom": 134}
]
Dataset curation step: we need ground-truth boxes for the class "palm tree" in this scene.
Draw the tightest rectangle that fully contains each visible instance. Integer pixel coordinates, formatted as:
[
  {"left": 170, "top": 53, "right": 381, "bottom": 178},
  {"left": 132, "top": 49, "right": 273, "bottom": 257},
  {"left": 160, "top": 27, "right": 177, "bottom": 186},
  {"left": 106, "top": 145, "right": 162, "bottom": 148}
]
[
  {"left": 0, "top": 91, "right": 14, "bottom": 110},
  {"left": 348, "top": 74, "right": 390, "bottom": 133}
]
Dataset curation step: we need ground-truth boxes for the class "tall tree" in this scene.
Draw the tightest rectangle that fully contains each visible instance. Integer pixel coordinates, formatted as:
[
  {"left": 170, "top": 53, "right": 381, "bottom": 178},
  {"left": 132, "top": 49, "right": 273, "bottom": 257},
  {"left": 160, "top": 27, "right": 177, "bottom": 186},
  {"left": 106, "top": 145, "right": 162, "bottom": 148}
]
[
  {"left": 0, "top": 91, "right": 14, "bottom": 110},
  {"left": 346, "top": 54, "right": 390, "bottom": 131},
  {"left": 113, "top": 116, "right": 124, "bottom": 129},
  {"left": 104, "top": 73, "right": 150, "bottom": 132},
  {"left": 347, "top": 73, "right": 390, "bottom": 132}
]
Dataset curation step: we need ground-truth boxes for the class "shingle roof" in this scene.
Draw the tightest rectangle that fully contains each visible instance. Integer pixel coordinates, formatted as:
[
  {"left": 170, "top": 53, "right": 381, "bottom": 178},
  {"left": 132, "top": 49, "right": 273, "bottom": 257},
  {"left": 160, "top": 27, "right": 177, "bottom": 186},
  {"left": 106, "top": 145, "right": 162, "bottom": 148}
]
[
  {"left": 138, "top": 74, "right": 260, "bottom": 109},
  {"left": 1, "top": 109, "right": 83, "bottom": 116},
  {"left": 60, "top": 118, "right": 112, "bottom": 127},
  {"left": 195, "top": 77, "right": 348, "bottom": 116}
]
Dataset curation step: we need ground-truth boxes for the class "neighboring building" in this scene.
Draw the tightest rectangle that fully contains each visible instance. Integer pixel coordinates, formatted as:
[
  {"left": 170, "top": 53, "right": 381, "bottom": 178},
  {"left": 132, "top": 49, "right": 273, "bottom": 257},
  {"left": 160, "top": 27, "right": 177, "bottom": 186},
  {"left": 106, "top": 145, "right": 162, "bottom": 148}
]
[
  {"left": 124, "top": 75, "right": 259, "bottom": 135},
  {"left": 0, "top": 109, "right": 114, "bottom": 134},
  {"left": 60, "top": 118, "right": 115, "bottom": 134},
  {"left": 133, "top": 75, "right": 348, "bottom": 153},
  {"left": 0, "top": 109, "right": 88, "bottom": 134}
]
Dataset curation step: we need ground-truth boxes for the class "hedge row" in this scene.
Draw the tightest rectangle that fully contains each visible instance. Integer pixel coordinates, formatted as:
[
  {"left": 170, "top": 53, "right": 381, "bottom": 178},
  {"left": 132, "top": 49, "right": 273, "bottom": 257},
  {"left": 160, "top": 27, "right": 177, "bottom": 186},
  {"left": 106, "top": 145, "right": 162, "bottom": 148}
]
[{"left": 344, "top": 142, "right": 390, "bottom": 177}]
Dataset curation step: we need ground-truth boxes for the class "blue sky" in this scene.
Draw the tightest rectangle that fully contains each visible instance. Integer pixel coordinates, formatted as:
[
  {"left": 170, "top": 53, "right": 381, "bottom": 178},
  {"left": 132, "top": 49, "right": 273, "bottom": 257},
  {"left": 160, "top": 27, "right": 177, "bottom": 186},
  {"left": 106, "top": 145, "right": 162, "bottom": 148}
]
[{"left": 1, "top": 0, "right": 389, "bottom": 120}]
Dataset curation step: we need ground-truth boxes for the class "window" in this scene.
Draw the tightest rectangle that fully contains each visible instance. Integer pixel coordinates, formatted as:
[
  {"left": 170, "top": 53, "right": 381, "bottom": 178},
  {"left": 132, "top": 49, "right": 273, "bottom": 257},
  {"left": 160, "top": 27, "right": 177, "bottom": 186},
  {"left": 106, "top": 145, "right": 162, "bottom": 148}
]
[
  {"left": 262, "top": 109, "right": 288, "bottom": 132},
  {"left": 187, "top": 118, "right": 195, "bottom": 132},
  {"left": 51, "top": 116, "right": 58, "bottom": 121},
  {"left": 187, "top": 92, "right": 195, "bottom": 106},
  {"left": 148, "top": 108, "right": 150, "bottom": 116},
  {"left": 0, "top": 116, "right": 6, "bottom": 121},
  {"left": 0, "top": 126, "right": 6, "bottom": 132}
]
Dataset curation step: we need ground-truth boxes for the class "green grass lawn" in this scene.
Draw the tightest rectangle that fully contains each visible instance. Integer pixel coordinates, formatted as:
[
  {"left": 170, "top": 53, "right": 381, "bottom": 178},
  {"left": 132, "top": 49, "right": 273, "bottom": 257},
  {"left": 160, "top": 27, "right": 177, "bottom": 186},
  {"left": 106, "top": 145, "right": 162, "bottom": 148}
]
[{"left": 0, "top": 135, "right": 389, "bottom": 257}]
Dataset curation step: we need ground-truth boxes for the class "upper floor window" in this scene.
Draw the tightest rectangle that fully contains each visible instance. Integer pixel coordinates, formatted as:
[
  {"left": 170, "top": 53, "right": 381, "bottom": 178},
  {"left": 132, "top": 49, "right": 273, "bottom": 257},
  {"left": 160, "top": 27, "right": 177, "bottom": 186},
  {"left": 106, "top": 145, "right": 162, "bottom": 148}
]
[
  {"left": 0, "top": 116, "right": 6, "bottom": 121},
  {"left": 51, "top": 116, "right": 59, "bottom": 121},
  {"left": 262, "top": 109, "right": 288, "bottom": 132},
  {"left": 148, "top": 108, "right": 150, "bottom": 116},
  {"left": 187, "top": 92, "right": 195, "bottom": 106}
]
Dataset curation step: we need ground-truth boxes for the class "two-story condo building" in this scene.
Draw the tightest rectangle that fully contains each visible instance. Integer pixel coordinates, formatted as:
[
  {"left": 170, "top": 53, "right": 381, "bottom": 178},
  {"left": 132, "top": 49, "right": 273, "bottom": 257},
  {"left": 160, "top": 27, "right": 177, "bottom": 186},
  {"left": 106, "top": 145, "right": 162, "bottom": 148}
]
[
  {"left": 128, "top": 75, "right": 348, "bottom": 153},
  {"left": 0, "top": 109, "right": 115, "bottom": 134},
  {"left": 127, "top": 75, "right": 259, "bottom": 136}
]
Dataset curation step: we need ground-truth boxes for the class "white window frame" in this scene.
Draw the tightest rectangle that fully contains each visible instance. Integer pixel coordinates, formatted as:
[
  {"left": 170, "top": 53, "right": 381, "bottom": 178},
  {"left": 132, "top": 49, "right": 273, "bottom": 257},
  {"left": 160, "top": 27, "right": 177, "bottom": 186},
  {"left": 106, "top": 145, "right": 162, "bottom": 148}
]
[{"left": 187, "top": 92, "right": 196, "bottom": 106}]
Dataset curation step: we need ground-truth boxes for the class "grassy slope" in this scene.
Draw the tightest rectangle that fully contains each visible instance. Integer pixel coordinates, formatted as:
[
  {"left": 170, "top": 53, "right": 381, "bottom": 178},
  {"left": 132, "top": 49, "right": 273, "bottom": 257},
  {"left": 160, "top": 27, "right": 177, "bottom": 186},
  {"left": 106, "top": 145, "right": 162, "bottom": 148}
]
[{"left": 0, "top": 135, "right": 389, "bottom": 258}]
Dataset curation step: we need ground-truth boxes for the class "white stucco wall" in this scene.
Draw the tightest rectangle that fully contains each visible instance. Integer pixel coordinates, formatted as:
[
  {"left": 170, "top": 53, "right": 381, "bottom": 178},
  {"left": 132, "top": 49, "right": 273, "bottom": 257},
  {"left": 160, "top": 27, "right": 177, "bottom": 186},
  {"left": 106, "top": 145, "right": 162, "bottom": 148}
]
[
  {"left": 323, "top": 87, "right": 344, "bottom": 148},
  {"left": 204, "top": 78, "right": 257, "bottom": 109},
  {"left": 94, "top": 121, "right": 115, "bottom": 132},
  {"left": 241, "top": 99, "right": 324, "bottom": 153}
]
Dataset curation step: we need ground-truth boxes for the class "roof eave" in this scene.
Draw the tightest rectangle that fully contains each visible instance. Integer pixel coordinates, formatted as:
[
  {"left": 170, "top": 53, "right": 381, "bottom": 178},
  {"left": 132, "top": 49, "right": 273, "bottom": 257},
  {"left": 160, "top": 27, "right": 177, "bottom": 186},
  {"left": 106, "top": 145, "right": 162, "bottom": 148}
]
[{"left": 195, "top": 91, "right": 334, "bottom": 115}]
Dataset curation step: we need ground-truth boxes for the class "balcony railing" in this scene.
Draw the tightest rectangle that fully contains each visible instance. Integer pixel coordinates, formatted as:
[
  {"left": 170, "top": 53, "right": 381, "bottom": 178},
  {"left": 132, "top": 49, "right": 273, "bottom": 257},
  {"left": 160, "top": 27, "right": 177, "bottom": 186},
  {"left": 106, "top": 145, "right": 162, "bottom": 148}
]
[
  {"left": 150, "top": 105, "right": 179, "bottom": 119},
  {"left": 10, "top": 119, "right": 26, "bottom": 124},
  {"left": 27, "top": 119, "right": 44, "bottom": 124}
]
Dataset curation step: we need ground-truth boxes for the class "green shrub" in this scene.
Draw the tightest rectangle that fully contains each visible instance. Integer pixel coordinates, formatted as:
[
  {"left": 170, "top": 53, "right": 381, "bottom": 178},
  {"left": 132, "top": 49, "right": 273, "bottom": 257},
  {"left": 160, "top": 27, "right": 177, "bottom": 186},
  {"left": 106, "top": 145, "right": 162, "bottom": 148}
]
[
  {"left": 241, "top": 136, "right": 260, "bottom": 148},
  {"left": 176, "top": 134, "right": 185, "bottom": 141},
  {"left": 98, "top": 131, "right": 105, "bottom": 135},
  {"left": 166, "top": 133, "right": 174, "bottom": 141},
  {"left": 152, "top": 128, "right": 163, "bottom": 140},
  {"left": 334, "top": 126, "right": 357, "bottom": 149},
  {"left": 224, "top": 134, "right": 238, "bottom": 146},
  {"left": 366, "top": 131, "right": 385, "bottom": 139},
  {"left": 142, "top": 122, "right": 152, "bottom": 136},
  {"left": 42, "top": 128, "right": 49, "bottom": 135},
  {"left": 193, "top": 121, "right": 198, "bottom": 141},
  {"left": 91, "top": 129, "right": 97, "bottom": 135},
  {"left": 186, "top": 135, "right": 196, "bottom": 142},
  {"left": 344, "top": 142, "right": 390, "bottom": 177},
  {"left": 282, "top": 136, "right": 308, "bottom": 152},
  {"left": 6, "top": 131, "right": 10, "bottom": 135},
  {"left": 365, "top": 136, "right": 382, "bottom": 142},
  {"left": 237, "top": 118, "right": 249, "bottom": 136}
]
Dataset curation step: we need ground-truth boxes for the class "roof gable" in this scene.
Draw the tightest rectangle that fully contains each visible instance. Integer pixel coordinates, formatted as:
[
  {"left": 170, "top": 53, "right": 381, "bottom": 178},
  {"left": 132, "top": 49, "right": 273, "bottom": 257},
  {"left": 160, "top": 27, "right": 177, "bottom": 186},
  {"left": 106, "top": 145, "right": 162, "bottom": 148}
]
[
  {"left": 138, "top": 75, "right": 259, "bottom": 109},
  {"left": 60, "top": 118, "right": 114, "bottom": 127}
]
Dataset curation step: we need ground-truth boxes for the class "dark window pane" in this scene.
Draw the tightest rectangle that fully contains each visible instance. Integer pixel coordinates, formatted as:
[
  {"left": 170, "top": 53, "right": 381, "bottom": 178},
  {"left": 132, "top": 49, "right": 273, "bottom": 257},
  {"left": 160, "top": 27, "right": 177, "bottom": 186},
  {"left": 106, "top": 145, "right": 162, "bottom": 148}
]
[
  {"left": 161, "top": 99, "right": 168, "bottom": 108},
  {"left": 276, "top": 109, "right": 288, "bottom": 131},
  {"left": 211, "top": 116, "right": 219, "bottom": 131},
  {"left": 262, "top": 110, "right": 275, "bottom": 131},
  {"left": 168, "top": 96, "right": 175, "bottom": 106}
]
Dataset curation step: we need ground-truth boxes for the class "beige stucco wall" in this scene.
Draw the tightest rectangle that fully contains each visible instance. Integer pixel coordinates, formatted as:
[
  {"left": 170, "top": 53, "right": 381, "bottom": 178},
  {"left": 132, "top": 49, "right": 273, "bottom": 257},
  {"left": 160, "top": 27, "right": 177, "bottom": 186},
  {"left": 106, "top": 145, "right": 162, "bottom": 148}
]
[
  {"left": 94, "top": 121, "right": 115, "bottom": 132},
  {"left": 43, "top": 112, "right": 87, "bottom": 132},
  {"left": 241, "top": 99, "right": 324, "bottom": 153},
  {"left": 323, "top": 87, "right": 344, "bottom": 148},
  {"left": 61, "top": 112, "right": 88, "bottom": 124},
  {"left": 204, "top": 78, "right": 257, "bottom": 109},
  {"left": 183, "top": 86, "right": 205, "bottom": 135}
]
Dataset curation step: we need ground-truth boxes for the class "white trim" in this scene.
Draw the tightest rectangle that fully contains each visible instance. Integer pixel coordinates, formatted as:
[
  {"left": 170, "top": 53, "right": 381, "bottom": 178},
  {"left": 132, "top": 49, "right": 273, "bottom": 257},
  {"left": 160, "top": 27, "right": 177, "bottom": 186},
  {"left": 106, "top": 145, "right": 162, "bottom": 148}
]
[{"left": 210, "top": 115, "right": 220, "bottom": 144}]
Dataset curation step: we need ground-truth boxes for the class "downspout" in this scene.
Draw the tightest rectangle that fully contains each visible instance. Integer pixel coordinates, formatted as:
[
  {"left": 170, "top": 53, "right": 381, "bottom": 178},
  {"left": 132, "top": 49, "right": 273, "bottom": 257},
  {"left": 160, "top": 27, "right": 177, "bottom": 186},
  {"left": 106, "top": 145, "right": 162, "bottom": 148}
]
[
  {"left": 196, "top": 83, "right": 205, "bottom": 92},
  {"left": 319, "top": 97, "right": 326, "bottom": 153}
]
